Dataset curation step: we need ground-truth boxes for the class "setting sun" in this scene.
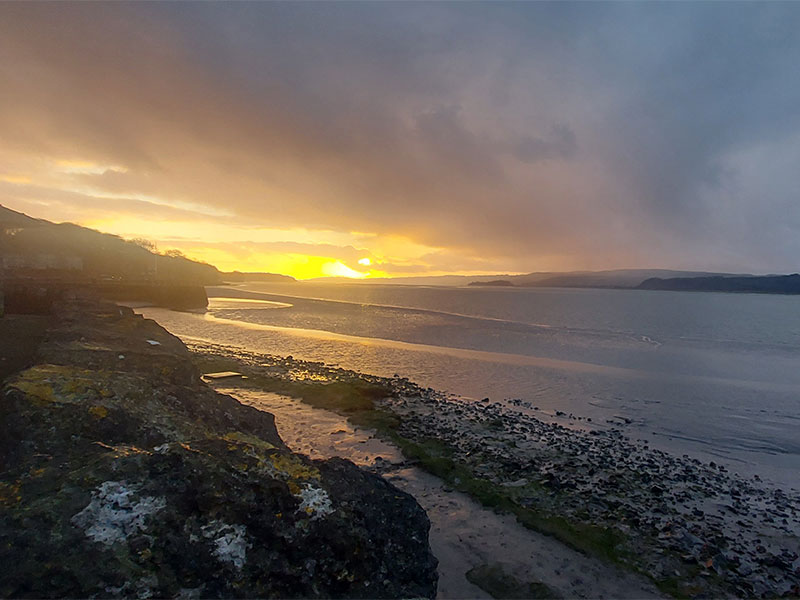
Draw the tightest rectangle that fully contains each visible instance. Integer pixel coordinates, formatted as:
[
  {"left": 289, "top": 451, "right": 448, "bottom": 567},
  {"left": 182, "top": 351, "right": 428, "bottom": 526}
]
[{"left": 322, "top": 261, "right": 368, "bottom": 279}]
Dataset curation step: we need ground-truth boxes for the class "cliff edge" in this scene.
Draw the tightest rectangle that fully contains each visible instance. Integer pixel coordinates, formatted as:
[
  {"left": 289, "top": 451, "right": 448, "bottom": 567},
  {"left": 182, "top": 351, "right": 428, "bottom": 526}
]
[{"left": 0, "top": 301, "right": 437, "bottom": 598}]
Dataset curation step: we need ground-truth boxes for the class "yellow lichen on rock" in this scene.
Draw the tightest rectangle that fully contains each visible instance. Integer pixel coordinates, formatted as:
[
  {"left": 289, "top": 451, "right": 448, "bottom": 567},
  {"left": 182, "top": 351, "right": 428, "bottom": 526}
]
[
  {"left": 12, "top": 379, "right": 56, "bottom": 404},
  {"left": 9, "top": 365, "right": 112, "bottom": 405},
  {"left": 221, "top": 437, "right": 321, "bottom": 494},
  {"left": 223, "top": 431, "right": 276, "bottom": 452},
  {"left": 89, "top": 405, "right": 109, "bottom": 419},
  {"left": 267, "top": 452, "right": 320, "bottom": 483},
  {"left": 0, "top": 481, "right": 21, "bottom": 506}
]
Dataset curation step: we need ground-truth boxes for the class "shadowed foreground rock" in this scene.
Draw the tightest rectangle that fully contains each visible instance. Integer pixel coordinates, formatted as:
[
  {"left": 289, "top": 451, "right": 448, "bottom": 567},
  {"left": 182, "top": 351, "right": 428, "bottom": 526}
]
[{"left": 0, "top": 301, "right": 437, "bottom": 598}]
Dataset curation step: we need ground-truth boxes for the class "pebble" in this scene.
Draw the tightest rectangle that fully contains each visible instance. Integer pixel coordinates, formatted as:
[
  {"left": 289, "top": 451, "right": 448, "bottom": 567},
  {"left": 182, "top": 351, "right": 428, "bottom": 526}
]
[{"left": 190, "top": 340, "right": 800, "bottom": 598}]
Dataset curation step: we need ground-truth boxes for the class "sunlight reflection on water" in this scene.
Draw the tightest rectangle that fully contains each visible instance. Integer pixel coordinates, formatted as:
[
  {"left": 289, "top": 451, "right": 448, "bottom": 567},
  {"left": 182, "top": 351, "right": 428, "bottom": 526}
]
[{"left": 138, "top": 286, "right": 800, "bottom": 486}]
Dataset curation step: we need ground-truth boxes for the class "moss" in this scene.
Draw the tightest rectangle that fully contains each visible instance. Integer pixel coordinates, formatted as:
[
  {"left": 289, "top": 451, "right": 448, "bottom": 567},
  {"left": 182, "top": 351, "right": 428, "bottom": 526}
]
[
  {"left": 383, "top": 431, "right": 628, "bottom": 563},
  {"left": 192, "top": 355, "right": 244, "bottom": 375},
  {"left": 222, "top": 431, "right": 277, "bottom": 452},
  {"left": 246, "top": 376, "right": 390, "bottom": 415},
  {"left": 514, "top": 510, "right": 626, "bottom": 564},
  {"left": 348, "top": 409, "right": 401, "bottom": 431}
]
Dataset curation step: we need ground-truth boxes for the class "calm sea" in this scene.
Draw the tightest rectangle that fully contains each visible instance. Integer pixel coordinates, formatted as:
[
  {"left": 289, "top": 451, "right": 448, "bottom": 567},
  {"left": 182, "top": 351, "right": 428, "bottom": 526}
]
[{"left": 139, "top": 282, "right": 800, "bottom": 487}]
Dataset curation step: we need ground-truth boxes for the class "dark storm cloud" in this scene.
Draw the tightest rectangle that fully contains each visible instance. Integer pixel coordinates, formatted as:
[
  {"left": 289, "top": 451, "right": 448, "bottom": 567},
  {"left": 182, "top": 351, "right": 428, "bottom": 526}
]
[{"left": 1, "top": 2, "right": 799, "bottom": 272}]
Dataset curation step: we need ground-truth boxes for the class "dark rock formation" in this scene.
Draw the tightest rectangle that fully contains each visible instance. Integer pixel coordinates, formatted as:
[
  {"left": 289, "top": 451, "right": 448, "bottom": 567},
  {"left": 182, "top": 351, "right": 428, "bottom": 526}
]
[
  {"left": 1, "top": 279, "right": 208, "bottom": 313},
  {"left": 0, "top": 301, "right": 437, "bottom": 598},
  {"left": 93, "top": 281, "right": 209, "bottom": 310},
  {"left": 638, "top": 274, "right": 800, "bottom": 294}
]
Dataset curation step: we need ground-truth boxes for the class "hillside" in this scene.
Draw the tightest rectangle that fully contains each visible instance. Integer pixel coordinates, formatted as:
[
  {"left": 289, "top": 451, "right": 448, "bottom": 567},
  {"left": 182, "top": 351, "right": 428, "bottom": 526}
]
[
  {"left": 1, "top": 205, "right": 221, "bottom": 285},
  {"left": 319, "top": 269, "right": 748, "bottom": 289},
  {"left": 506, "top": 269, "right": 740, "bottom": 288},
  {"left": 638, "top": 274, "right": 800, "bottom": 294},
  {"left": 221, "top": 271, "right": 295, "bottom": 283},
  {"left": 467, "top": 279, "right": 514, "bottom": 287}
]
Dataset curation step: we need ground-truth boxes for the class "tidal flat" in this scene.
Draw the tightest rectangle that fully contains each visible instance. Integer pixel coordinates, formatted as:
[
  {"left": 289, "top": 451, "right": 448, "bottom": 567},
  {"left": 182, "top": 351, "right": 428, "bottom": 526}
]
[{"left": 189, "top": 339, "right": 800, "bottom": 599}]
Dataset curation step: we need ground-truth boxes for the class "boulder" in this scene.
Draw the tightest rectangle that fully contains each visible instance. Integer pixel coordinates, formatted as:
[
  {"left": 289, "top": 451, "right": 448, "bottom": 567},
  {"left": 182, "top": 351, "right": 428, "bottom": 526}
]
[{"left": 0, "top": 301, "right": 437, "bottom": 598}]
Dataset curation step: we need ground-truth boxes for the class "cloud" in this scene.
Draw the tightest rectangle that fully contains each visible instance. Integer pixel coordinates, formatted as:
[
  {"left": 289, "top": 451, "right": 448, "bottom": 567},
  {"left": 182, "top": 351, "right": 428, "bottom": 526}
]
[
  {"left": 1, "top": 3, "right": 800, "bottom": 273},
  {"left": 510, "top": 125, "right": 578, "bottom": 163}
]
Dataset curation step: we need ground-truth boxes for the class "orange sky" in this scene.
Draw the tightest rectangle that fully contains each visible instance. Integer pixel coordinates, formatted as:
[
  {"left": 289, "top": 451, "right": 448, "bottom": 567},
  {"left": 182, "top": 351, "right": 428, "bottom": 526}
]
[
  {"left": 0, "top": 156, "right": 533, "bottom": 279},
  {"left": 2, "top": 4, "right": 799, "bottom": 278}
]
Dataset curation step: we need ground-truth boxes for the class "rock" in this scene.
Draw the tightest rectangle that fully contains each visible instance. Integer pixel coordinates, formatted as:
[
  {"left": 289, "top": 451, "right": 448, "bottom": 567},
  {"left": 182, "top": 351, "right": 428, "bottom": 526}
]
[
  {"left": 501, "top": 478, "right": 529, "bottom": 488},
  {"left": 0, "top": 301, "right": 437, "bottom": 598}
]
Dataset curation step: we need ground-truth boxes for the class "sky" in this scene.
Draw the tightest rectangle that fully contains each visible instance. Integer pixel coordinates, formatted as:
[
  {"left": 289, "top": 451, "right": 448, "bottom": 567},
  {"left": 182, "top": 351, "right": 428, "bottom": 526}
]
[{"left": 1, "top": 3, "right": 799, "bottom": 279}]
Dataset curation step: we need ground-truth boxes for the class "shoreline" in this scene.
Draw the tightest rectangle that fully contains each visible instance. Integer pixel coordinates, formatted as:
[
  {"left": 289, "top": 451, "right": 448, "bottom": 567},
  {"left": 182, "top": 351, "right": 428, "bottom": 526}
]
[
  {"left": 137, "top": 299, "right": 800, "bottom": 491},
  {"left": 0, "top": 301, "right": 437, "bottom": 598},
  {"left": 218, "top": 386, "right": 661, "bottom": 599},
  {"left": 187, "top": 338, "right": 800, "bottom": 598}
]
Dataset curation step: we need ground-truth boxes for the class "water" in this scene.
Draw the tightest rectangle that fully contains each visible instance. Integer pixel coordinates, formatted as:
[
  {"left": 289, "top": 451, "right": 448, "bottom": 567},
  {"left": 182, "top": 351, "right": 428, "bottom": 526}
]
[{"left": 138, "top": 282, "right": 800, "bottom": 487}]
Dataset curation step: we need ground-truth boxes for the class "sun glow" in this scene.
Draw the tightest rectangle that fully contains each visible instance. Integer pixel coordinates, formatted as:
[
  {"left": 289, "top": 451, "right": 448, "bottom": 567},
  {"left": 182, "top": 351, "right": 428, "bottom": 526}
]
[
  {"left": 322, "top": 261, "right": 368, "bottom": 279},
  {"left": 358, "top": 257, "right": 371, "bottom": 266},
  {"left": 0, "top": 174, "right": 33, "bottom": 184},
  {"left": 156, "top": 245, "right": 387, "bottom": 280},
  {"left": 56, "top": 160, "right": 128, "bottom": 175}
]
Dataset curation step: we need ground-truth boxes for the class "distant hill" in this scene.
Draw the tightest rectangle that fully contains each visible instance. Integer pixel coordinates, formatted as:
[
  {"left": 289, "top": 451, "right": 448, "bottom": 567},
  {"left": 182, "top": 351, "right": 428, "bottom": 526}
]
[
  {"left": 307, "top": 274, "right": 518, "bottom": 286},
  {"left": 505, "top": 269, "right": 742, "bottom": 289},
  {"left": 222, "top": 271, "right": 295, "bottom": 283},
  {"left": 318, "top": 269, "right": 748, "bottom": 289},
  {"left": 1, "top": 204, "right": 222, "bottom": 285},
  {"left": 638, "top": 274, "right": 800, "bottom": 295},
  {"left": 467, "top": 280, "right": 514, "bottom": 287}
]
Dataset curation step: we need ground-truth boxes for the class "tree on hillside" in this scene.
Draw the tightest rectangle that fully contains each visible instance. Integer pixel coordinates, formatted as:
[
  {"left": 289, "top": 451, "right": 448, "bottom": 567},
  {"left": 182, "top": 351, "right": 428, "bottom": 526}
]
[{"left": 130, "top": 238, "right": 157, "bottom": 252}]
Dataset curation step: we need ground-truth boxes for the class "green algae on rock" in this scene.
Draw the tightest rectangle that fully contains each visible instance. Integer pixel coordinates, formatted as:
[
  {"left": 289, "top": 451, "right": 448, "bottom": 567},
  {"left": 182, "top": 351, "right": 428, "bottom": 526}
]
[{"left": 0, "top": 301, "right": 437, "bottom": 598}]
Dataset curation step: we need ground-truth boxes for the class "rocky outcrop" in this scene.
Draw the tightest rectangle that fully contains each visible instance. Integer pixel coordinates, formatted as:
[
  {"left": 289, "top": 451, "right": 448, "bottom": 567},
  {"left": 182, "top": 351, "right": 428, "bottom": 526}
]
[
  {"left": 93, "top": 282, "right": 209, "bottom": 310},
  {"left": 1, "top": 280, "right": 209, "bottom": 313},
  {"left": 0, "top": 301, "right": 437, "bottom": 598}
]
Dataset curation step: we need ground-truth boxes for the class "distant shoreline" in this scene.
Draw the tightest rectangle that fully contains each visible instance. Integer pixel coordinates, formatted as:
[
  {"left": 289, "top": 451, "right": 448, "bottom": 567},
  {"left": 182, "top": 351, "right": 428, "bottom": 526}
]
[{"left": 461, "top": 273, "right": 800, "bottom": 295}]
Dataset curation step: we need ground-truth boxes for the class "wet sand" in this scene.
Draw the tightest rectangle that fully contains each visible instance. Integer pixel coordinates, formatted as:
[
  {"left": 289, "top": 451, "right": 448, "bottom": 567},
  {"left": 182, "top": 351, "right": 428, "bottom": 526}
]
[
  {"left": 184, "top": 336, "right": 800, "bottom": 598},
  {"left": 220, "top": 387, "right": 663, "bottom": 599}
]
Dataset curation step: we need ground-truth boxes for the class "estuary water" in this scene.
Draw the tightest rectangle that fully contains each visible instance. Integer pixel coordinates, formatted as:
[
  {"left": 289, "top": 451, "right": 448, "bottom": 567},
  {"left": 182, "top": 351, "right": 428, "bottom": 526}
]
[{"left": 138, "top": 282, "right": 800, "bottom": 487}]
